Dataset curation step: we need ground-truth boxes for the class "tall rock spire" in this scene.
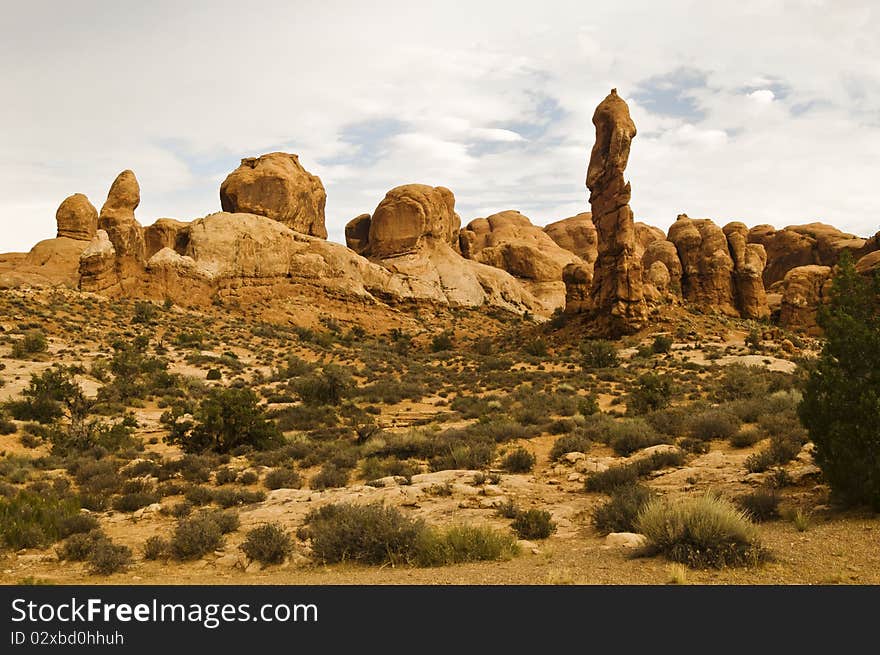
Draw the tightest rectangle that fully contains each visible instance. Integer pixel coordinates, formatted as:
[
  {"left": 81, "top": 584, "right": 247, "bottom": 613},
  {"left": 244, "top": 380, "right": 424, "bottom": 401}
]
[{"left": 585, "top": 89, "right": 647, "bottom": 335}]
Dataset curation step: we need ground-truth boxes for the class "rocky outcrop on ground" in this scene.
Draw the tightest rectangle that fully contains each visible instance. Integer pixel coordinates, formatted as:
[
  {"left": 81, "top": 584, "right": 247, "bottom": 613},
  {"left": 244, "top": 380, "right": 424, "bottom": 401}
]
[
  {"left": 723, "top": 222, "right": 770, "bottom": 319},
  {"left": 748, "top": 223, "right": 870, "bottom": 286},
  {"left": 777, "top": 265, "right": 833, "bottom": 333},
  {"left": 220, "top": 152, "right": 327, "bottom": 238},
  {"left": 459, "top": 210, "right": 583, "bottom": 310},
  {"left": 583, "top": 89, "right": 647, "bottom": 334},
  {"left": 56, "top": 193, "right": 98, "bottom": 241}
]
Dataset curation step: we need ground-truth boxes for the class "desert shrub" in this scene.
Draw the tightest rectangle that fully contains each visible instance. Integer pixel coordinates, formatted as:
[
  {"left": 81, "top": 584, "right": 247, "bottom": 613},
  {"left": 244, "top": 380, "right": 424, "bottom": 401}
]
[
  {"left": 170, "top": 514, "right": 224, "bottom": 560},
  {"left": 736, "top": 489, "right": 780, "bottom": 522},
  {"left": 578, "top": 394, "right": 599, "bottom": 416},
  {"left": 0, "top": 490, "right": 80, "bottom": 549},
  {"left": 429, "top": 443, "right": 495, "bottom": 472},
  {"left": 11, "top": 330, "right": 48, "bottom": 358},
  {"left": 206, "top": 368, "right": 222, "bottom": 381},
  {"left": 677, "top": 437, "right": 710, "bottom": 454},
  {"left": 275, "top": 404, "right": 338, "bottom": 431},
  {"left": 413, "top": 524, "right": 518, "bottom": 566},
  {"left": 211, "top": 487, "right": 266, "bottom": 508},
  {"left": 240, "top": 523, "right": 292, "bottom": 564},
  {"left": 522, "top": 338, "right": 548, "bottom": 357},
  {"left": 688, "top": 409, "right": 740, "bottom": 441},
  {"left": 644, "top": 406, "right": 688, "bottom": 437},
  {"left": 199, "top": 509, "right": 239, "bottom": 534},
  {"left": 5, "top": 365, "right": 81, "bottom": 424},
  {"left": 264, "top": 467, "right": 302, "bottom": 490},
  {"left": 88, "top": 541, "right": 132, "bottom": 575},
  {"left": 586, "top": 450, "right": 685, "bottom": 493},
  {"left": 608, "top": 419, "right": 665, "bottom": 456},
  {"left": 143, "top": 535, "right": 169, "bottom": 560},
  {"left": 360, "top": 456, "right": 419, "bottom": 482},
  {"left": 592, "top": 483, "right": 653, "bottom": 535},
  {"left": 627, "top": 374, "right": 673, "bottom": 414},
  {"left": 549, "top": 432, "right": 592, "bottom": 461},
  {"left": 301, "top": 502, "right": 425, "bottom": 565},
  {"left": 637, "top": 494, "right": 767, "bottom": 568},
  {"left": 580, "top": 339, "right": 619, "bottom": 369},
  {"left": 184, "top": 485, "right": 215, "bottom": 506},
  {"left": 58, "top": 513, "right": 99, "bottom": 538},
  {"left": 431, "top": 331, "right": 454, "bottom": 352},
  {"left": 237, "top": 471, "right": 259, "bottom": 485},
  {"left": 310, "top": 463, "right": 350, "bottom": 490},
  {"left": 652, "top": 334, "right": 673, "bottom": 354},
  {"left": 112, "top": 491, "right": 159, "bottom": 513},
  {"left": 501, "top": 447, "right": 535, "bottom": 473},
  {"left": 745, "top": 435, "right": 802, "bottom": 473},
  {"left": 511, "top": 509, "right": 556, "bottom": 539},
  {"left": 214, "top": 467, "right": 238, "bottom": 485},
  {"left": 496, "top": 499, "right": 520, "bottom": 519},
  {"left": 293, "top": 366, "right": 352, "bottom": 406},
  {"left": 0, "top": 411, "right": 16, "bottom": 435},
  {"left": 163, "top": 387, "right": 282, "bottom": 453},
  {"left": 713, "top": 364, "right": 768, "bottom": 402},
  {"left": 730, "top": 426, "right": 763, "bottom": 448},
  {"left": 57, "top": 530, "right": 108, "bottom": 561}
]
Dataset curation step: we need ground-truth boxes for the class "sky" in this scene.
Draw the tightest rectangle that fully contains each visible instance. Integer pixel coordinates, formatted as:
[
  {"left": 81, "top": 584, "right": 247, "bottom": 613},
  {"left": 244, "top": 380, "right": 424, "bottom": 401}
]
[{"left": 1, "top": 0, "right": 879, "bottom": 251}]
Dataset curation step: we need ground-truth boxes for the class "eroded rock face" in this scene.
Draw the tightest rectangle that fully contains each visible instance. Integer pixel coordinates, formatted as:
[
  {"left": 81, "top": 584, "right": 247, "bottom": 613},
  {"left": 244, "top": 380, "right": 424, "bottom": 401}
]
[
  {"left": 364, "top": 184, "right": 459, "bottom": 258},
  {"left": 585, "top": 89, "right": 647, "bottom": 334},
  {"left": 641, "top": 239, "right": 682, "bottom": 298},
  {"left": 56, "top": 194, "right": 98, "bottom": 241},
  {"left": 723, "top": 222, "right": 770, "bottom": 319},
  {"left": 778, "top": 265, "right": 833, "bottom": 333},
  {"left": 562, "top": 263, "right": 593, "bottom": 314},
  {"left": 543, "top": 212, "right": 597, "bottom": 264},
  {"left": 98, "top": 170, "right": 145, "bottom": 262},
  {"left": 749, "top": 223, "right": 867, "bottom": 286},
  {"left": 345, "top": 214, "right": 372, "bottom": 255},
  {"left": 459, "top": 210, "right": 582, "bottom": 310},
  {"left": 668, "top": 214, "right": 737, "bottom": 315},
  {"left": 219, "top": 152, "right": 327, "bottom": 238},
  {"left": 79, "top": 230, "right": 120, "bottom": 294},
  {"left": 144, "top": 219, "right": 189, "bottom": 259}
]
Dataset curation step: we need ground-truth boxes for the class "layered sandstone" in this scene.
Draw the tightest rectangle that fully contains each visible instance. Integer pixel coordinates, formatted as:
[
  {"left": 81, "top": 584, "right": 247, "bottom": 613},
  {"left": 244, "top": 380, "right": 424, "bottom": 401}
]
[
  {"left": 585, "top": 89, "right": 647, "bottom": 334},
  {"left": 220, "top": 152, "right": 327, "bottom": 238}
]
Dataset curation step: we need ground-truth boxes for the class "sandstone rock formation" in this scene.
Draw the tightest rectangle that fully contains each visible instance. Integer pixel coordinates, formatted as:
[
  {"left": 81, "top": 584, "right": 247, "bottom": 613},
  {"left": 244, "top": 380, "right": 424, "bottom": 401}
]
[
  {"left": 56, "top": 194, "right": 98, "bottom": 241},
  {"left": 748, "top": 223, "right": 868, "bottom": 286},
  {"left": 723, "top": 222, "right": 770, "bottom": 319},
  {"left": 584, "top": 89, "right": 647, "bottom": 334},
  {"left": 668, "top": 214, "right": 738, "bottom": 315},
  {"left": 79, "top": 230, "right": 120, "bottom": 294},
  {"left": 562, "top": 263, "right": 593, "bottom": 314},
  {"left": 362, "top": 184, "right": 460, "bottom": 258},
  {"left": 459, "top": 210, "right": 582, "bottom": 310},
  {"left": 777, "top": 265, "right": 833, "bottom": 333},
  {"left": 856, "top": 251, "right": 880, "bottom": 275},
  {"left": 544, "top": 212, "right": 597, "bottom": 264},
  {"left": 344, "top": 214, "right": 371, "bottom": 255},
  {"left": 220, "top": 152, "right": 327, "bottom": 238},
  {"left": 144, "top": 218, "right": 188, "bottom": 259},
  {"left": 95, "top": 170, "right": 146, "bottom": 293},
  {"left": 641, "top": 239, "right": 682, "bottom": 299}
]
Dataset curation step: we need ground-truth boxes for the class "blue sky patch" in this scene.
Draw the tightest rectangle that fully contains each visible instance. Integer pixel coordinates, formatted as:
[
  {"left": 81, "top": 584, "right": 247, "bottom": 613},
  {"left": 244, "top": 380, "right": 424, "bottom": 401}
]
[{"left": 632, "top": 68, "right": 709, "bottom": 121}]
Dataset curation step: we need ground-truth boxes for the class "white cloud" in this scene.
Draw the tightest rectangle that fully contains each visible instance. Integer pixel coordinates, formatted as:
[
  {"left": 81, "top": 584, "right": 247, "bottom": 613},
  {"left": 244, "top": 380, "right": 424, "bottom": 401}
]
[{"left": 1, "top": 0, "right": 879, "bottom": 253}]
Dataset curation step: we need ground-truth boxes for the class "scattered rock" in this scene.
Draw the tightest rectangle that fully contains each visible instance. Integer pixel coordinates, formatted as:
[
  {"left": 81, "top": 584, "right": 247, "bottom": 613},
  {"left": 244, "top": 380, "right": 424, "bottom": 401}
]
[{"left": 604, "top": 532, "right": 646, "bottom": 549}]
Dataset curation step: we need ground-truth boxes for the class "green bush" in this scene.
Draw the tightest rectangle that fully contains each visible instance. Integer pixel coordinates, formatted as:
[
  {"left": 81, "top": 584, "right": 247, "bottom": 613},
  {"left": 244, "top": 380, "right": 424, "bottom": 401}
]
[
  {"left": 413, "top": 524, "right": 518, "bottom": 566},
  {"left": 627, "top": 374, "right": 673, "bottom": 414},
  {"left": 0, "top": 490, "right": 80, "bottom": 549},
  {"left": 688, "top": 409, "right": 740, "bottom": 441},
  {"left": 580, "top": 340, "right": 619, "bottom": 369},
  {"left": 736, "top": 489, "right": 780, "bottom": 522},
  {"left": 143, "top": 535, "right": 169, "bottom": 560},
  {"left": 163, "top": 387, "right": 282, "bottom": 453},
  {"left": 301, "top": 502, "right": 425, "bottom": 565},
  {"left": 592, "top": 483, "right": 653, "bottom": 535},
  {"left": 88, "top": 541, "right": 132, "bottom": 575},
  {"left": 652, "top": 335, "right": 673, "bottom": 354},
  {"left": 431, "top": 331, "right": 454, "bottom": 352},
  {"left": 169, "top": 514, "right": 224, "bottom": 560},
  {"left": 264, "top": 467, "right": 302, "bottom": 490},
  {"left": 11, "top": 330, "right": 48, "bottom": 358},
  {"left": 636, "top": 494, "right": 767, "bottom": 568},
  {"left": 57, "top": 530, "right": 108, "bottom": 561},
  {"left": 586, "top": 450, "right": 685, "bottom": 493},
  {"left": 240, "top": 523, "right": 292, "bottom": 564},
  {"left": 293, "top": 366, "right": 352, "bottom": 406},
  {"left": 549, "top": 432, "right": 592, "bottom": 461},
  {"left": 730, "top": 427, "right": 762, "bottom": 448},
  {"left": 511, "top": 509, "right": 556, "bottom": 540},
  {"left": 501, "top": 447, "right": 535, "bottom": 473},
  {"left": 206, "top": 368, "right": 222, "bottom": 381},
  {"left": 310, "top": 464, "right": 350, "bottom": 490},
  {"left": 608, "top": 419, "right": 665, "bottom": 456}
]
